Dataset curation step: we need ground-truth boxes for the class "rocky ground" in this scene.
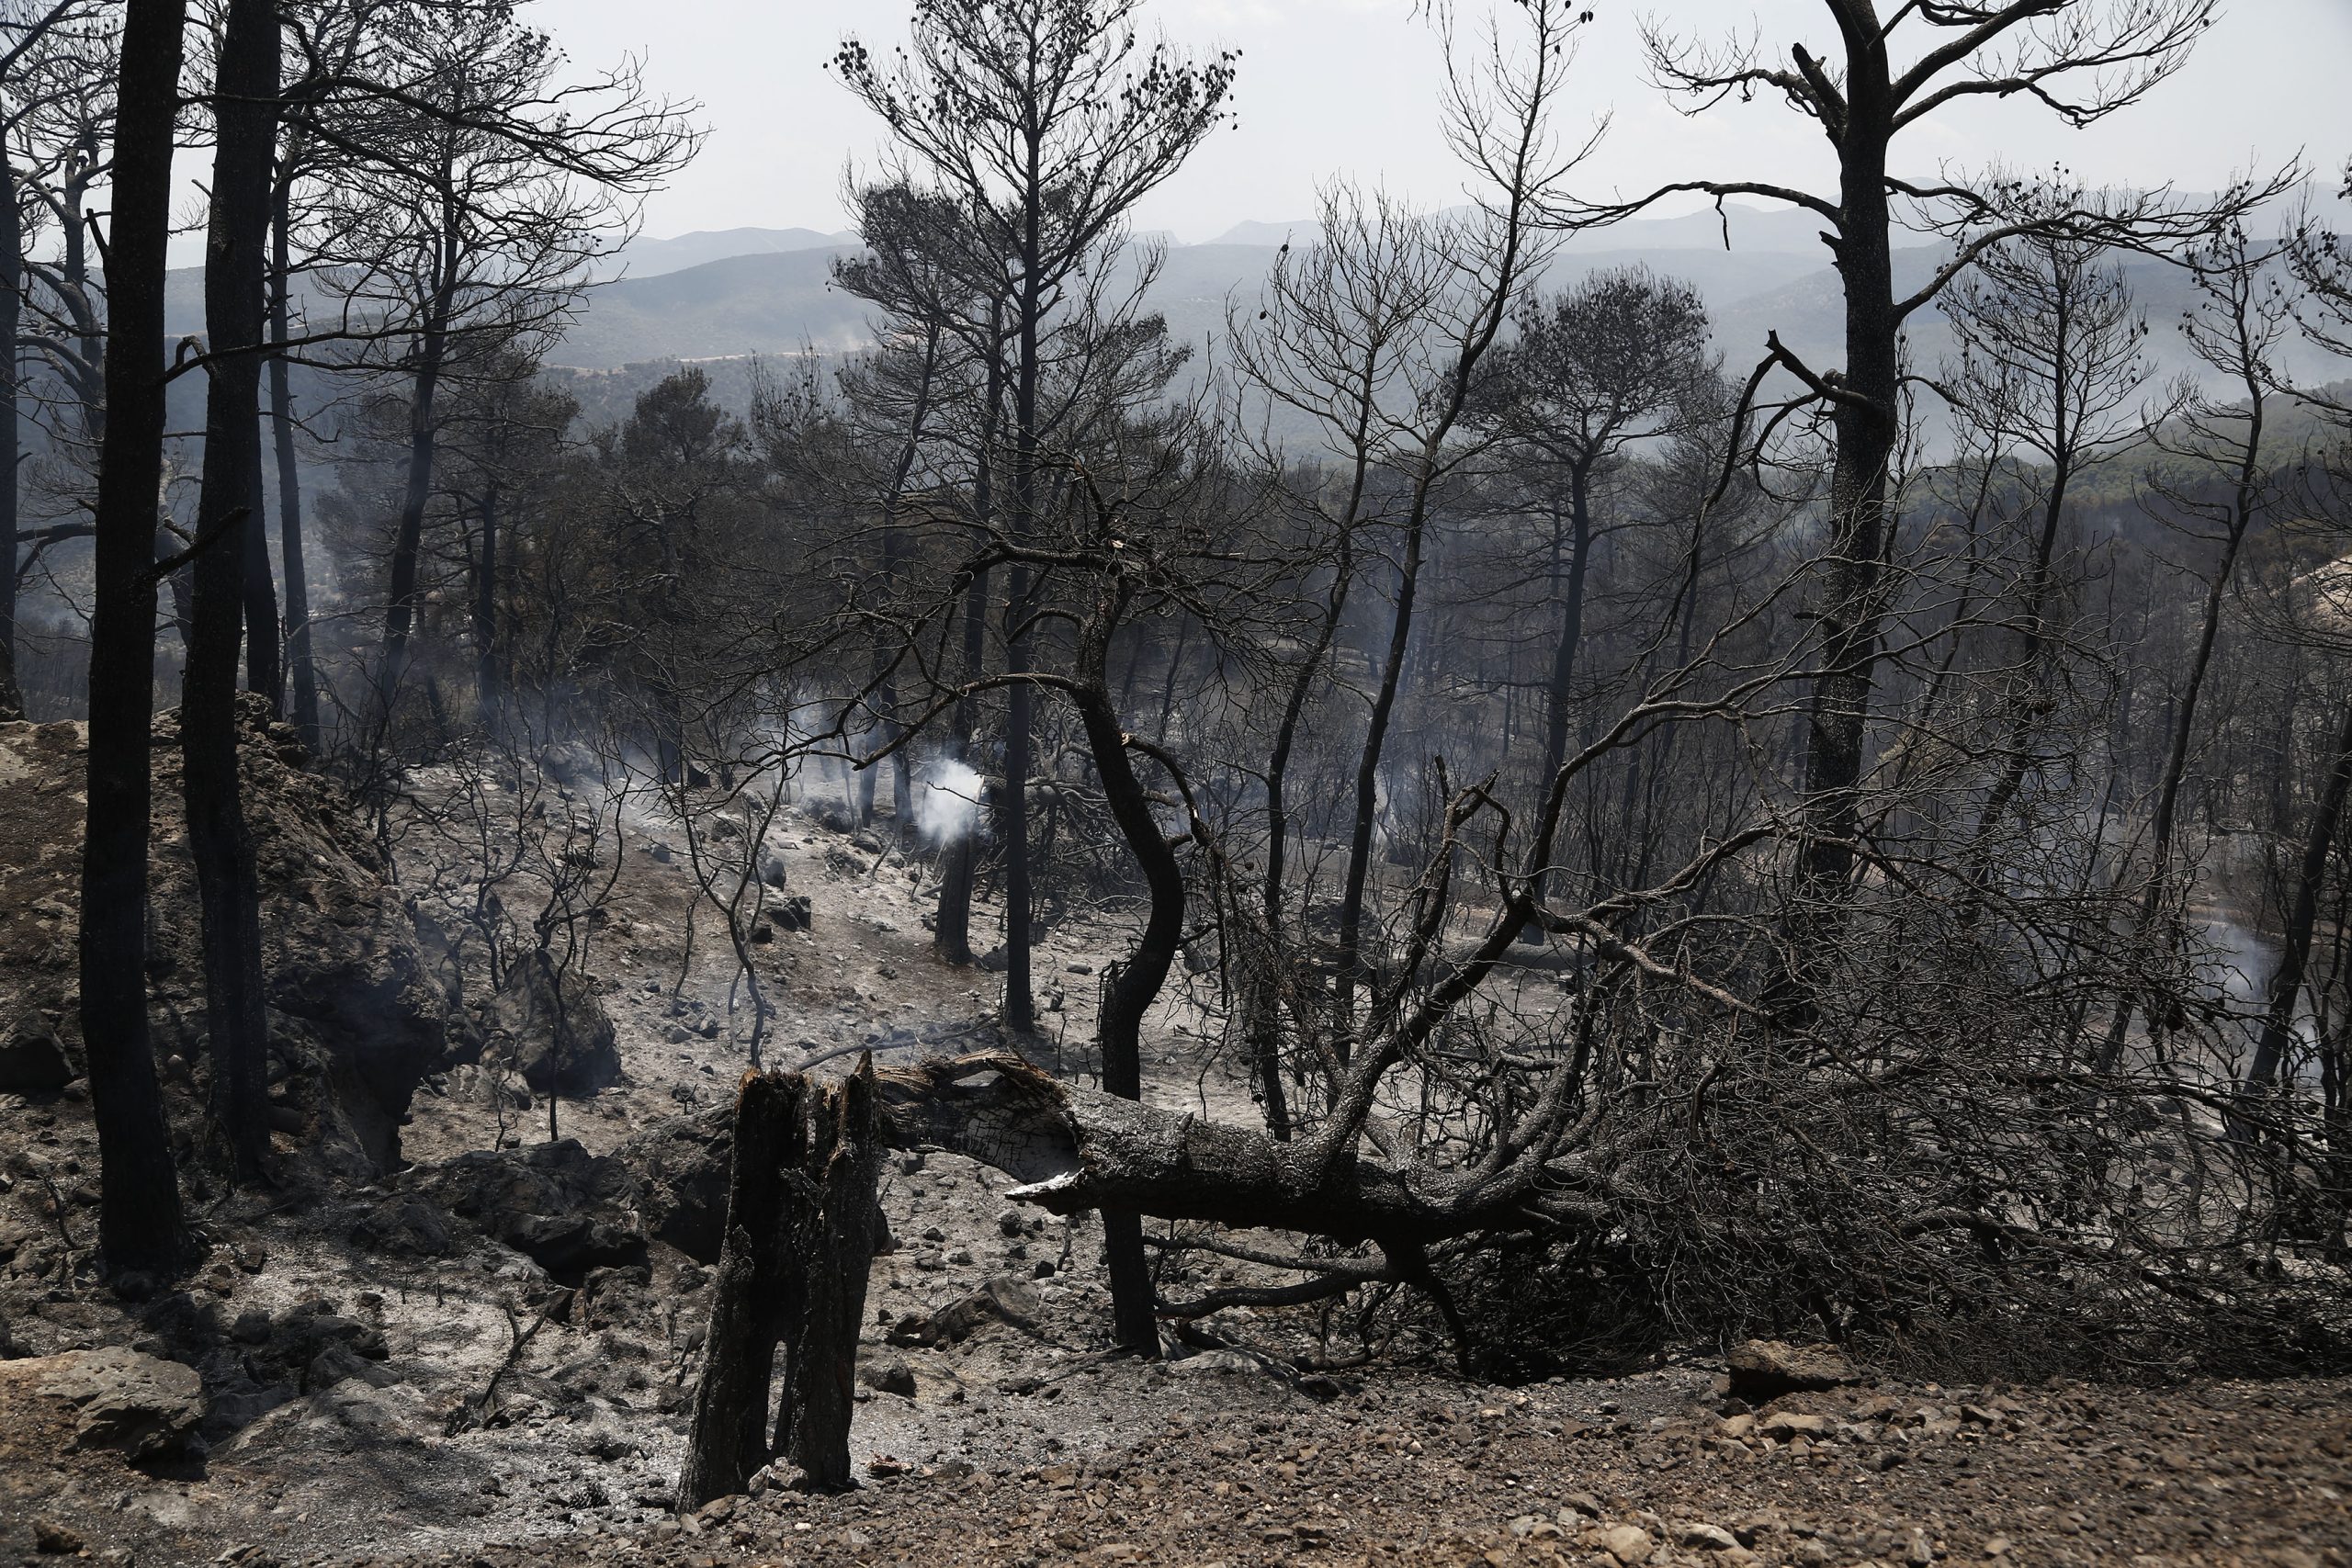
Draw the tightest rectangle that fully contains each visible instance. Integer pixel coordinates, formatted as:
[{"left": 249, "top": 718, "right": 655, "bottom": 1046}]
[{"left": 2, "top": 720, "right": 2349, "bottom": 1567}]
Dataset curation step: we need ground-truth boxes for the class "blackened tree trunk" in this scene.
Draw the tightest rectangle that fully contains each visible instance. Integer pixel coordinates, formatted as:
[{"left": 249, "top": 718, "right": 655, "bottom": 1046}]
[
  {"left": 471, "top": 479, "right": 503, "bottom": 706},
  {"left": 381, "top": 282, "right": 453, "bottom": 686},
  {"left": 269, "top": 134, "right": 321, "bottom": 749},
  {"left": 933, "top": 339, "right": 1002, "bottom": 964},
  {"left": 1796, "top": 108, "right": 1899, "bottom": 910},
  {"left": 1529, "top": 474, "right": 1592, "bottom": 920},
  {"left": 775, "top": 1057, "right": 884, "bottom": 1489},
  {"left": 933, "top": 564, "right": 990, "bottom": 964},
  {"left": 676, "top": 1070, "right": 806, "bottom": 1508},
  {"left": 1070, "top": 620, "right": 1182, "bottom": 1354},
  {"left": 184, "top": 0, "right": 281, "bottom": 1179},
  {"left": 1001, "top": 239, "right": 1043, "bottom": 1032},
  {"left": 678, "top": 1061, "right": 885, "bottom": 1506},
  {"left": 80, "top": 0, "right": 192, "bottom": 1276},
  {"left": 2245, "top": 697, "right": 2352, "bottom": 1098},
  {"left": 0, "top": 138, "right": 23, "bottom": 720}
]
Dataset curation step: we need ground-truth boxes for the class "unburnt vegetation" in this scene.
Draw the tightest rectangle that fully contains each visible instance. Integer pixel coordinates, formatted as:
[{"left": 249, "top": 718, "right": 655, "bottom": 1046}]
[{"left": 3, "top": 0, "right": 2352, "bottom": 1559}]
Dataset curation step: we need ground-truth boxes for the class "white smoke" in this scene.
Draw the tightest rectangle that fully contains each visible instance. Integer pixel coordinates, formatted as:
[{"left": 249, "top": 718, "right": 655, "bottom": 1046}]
[{"left": 916, "top": 760, "right": 984, "bottom": 845}]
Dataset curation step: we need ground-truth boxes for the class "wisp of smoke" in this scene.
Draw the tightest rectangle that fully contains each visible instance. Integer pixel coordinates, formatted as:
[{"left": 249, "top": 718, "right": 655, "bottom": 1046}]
[{"left": 917, "top": 760, "right": 984, "bottom": 845}]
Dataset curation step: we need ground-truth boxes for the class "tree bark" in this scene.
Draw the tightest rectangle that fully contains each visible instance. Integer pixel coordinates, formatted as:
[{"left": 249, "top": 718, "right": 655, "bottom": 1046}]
[
  {"left": 775, "top": 1057, "right": 884, "bottom": 1489},
  {"left": 934, "top": 334, "right": 1002, "bottom": 964},
  {"left": 678, "top": 1061, "right": 885, "bottom": 1506},
  {"left": 0, "top": 138, "right": 24, "bottom": 720},
  {"left": 676, "top": 1071, "right": 806, "bottom": 1510},
  {"left": 183, "top": 0, "right": 281, "bottom": 1180},
  {"left": 1526, "top": 473, "right": 1593, "bottom": 926},
  {"left": 269, "top": 129, "right": 321, "bottom": 750},
  {"left": 471, "top": 479, "right": 502, "bottom": 707},
  {"left": 381, "top": 268, "right": 454, "bottom": 687},
  {"left": 80, "top": 0, "right": 192, "bottom": 1277},
  {"left": 1069, "top": 609, "right": 1183, "bottom": 1353},
  {"left": 2245, "top": 696, "right": 2352, "bottom": 1097}
]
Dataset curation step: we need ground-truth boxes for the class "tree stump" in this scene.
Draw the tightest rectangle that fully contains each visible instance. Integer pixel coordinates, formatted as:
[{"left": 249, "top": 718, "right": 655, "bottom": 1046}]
[{"left": 676, "top": 1056, "right": 882, "bottom": 1508}]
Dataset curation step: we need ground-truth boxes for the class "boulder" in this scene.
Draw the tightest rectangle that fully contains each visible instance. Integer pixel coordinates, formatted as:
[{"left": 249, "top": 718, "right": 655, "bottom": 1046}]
[
  {"left": 1724, "top": 1339, "right": 1860, "bottom": 1403},
  {"left": 0, "top": 1016, "right": 72, "bottom": 1092},
  {"left": 615, "top": 1109, "right": 732, "bottom": 1264},
  {"left": 29, "top": 1347, "right": 205, "bottom": 1460},
  {"left": 489, "top": 955, "right": 620, "bottom": 1096},
  {"left": 858, "top": 1356, "right": 918, "bottom": 1397},
  {"left": 348, "top": 1197, "right": 454, "bottom": 1258},
  {"left": 403, "top": 1137, "right": 648, "bottom": 1280}
]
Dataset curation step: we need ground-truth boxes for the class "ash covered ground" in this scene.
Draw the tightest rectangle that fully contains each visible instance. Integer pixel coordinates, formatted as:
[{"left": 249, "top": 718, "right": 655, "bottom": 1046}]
[{"left": 1, "top": 716, "right": 2346, "bottom": 1568}]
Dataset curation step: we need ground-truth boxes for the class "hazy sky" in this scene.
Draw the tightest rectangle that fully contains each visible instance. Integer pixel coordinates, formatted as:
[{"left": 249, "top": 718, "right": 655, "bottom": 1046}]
[{"left": 541, "top": 0, "right": 2350, "bottom": 244}]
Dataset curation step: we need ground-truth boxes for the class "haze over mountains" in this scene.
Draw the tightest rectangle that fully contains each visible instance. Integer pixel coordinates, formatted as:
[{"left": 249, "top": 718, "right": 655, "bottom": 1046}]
[
  {"left": 534, "top": 200, "right": 2346, "bottom": 403},
  {"left": 156, "top": 198, "right": 2350, "bottom": 411}
]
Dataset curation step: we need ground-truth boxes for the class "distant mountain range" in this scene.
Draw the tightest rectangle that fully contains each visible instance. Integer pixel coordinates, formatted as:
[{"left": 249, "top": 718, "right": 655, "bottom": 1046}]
[
  {"left": 605, "top": 226, "right": 859, "bottom": 279},
  {"left": 544, "top": 205, "right": 1850, "bottom": 372},
  {"left": 540, "top": 205, "right": 2347, "bottom": 410},
  {"left": 153, "top": 201, "right": 2349, "bottom": 430}
]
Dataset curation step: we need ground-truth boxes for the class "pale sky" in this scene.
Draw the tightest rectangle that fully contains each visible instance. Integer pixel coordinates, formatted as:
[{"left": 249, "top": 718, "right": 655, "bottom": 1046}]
[{"left": 538, "top": 0, "right": 2351, "bottom": 243}]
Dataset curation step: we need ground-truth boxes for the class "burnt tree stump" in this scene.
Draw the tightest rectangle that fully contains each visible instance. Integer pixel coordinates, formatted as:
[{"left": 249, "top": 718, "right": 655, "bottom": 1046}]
[{"left": 676, "top": 1055, "right": 883, "bottom": 1507}]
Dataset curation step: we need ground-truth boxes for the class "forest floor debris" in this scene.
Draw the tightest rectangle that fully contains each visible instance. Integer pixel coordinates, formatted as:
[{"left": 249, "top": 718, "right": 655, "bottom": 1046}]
[{"left": 3, "top": 749, "right": 2346, "bottom": 1565}]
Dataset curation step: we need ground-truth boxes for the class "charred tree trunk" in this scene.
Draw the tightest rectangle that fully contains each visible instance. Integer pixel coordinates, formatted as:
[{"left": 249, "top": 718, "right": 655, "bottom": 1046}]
[
  {"left": 1796, "top": 115, "right": 1898, "bottom": 919},
  {"left": 381, "top": 246, "right": 457, "bottom": 691},
  {"left": 1523, "top": 475, "right": 1593, "bottom": 933},
  {"left": 183, "top": 0, "right": 281, "bottom": 1180},
  {"left": 934, "top": 338, "right": 1002, "bottom": 964},
  {"left": 80, "top": 0, "right": 193, "bottom": 1277},
  {"left": 1070, "top": 604, "right": 1183, "bottom": 1353},
  {"left": 472, "top": 479, "right": 503, "bottom": 708},
  {"left": 933, "top": 565, "right": 990, "bottom": 964},
  {"left": 269, "top": 164, "right": 322, "bottom": 750},
  {"left": 1334, "top": 520, "right": 1427, "bottom": 1056},
  {"left": 676, "top": 1071, "right": 806, "bottom": 1508},
  {"left": 0, "top": 139, "right": 23, "bottom": 721},
  {"left": 775, "top": 1060, "right": 885, "bottom": 1488},
  {"left": 2245, "top": 695, "right": 2352, "bottom": 1099},
  {"left": 678, "top": 1059, "right": 883, "bottom": 1508}
]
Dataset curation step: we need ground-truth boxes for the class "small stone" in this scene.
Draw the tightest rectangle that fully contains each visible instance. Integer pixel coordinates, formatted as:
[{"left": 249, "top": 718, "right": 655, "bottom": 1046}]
[
  {"left": 1679, "top": 1523, "right": 1740, "bottom": 1551},
  {"left": 1760, "top": 1413, "right": 1836, "bottom": 1441},
  {"left": 859, "top": 1357, "right": 918, "bottom": 1398},
  {"left": 1908, "top": 1529, "right": 1934, "bottom": 1565},
  {"left": 32, "top": 1518, "right": 85, "bottom": 1554},
  {"left": 1984, "top": 1538, "right": 2012, "bottom": 1558},
  {"left": 1598, "top": 1524, "right": 1655, "bottom": 1564}
]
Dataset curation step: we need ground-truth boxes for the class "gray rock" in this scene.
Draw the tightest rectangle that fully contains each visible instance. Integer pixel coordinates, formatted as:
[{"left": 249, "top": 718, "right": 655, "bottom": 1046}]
[
  {"left": 1678, "top": 1523, "right": 1740, "bottom": 1551},
  {"left": 404, "top": 1138, "right": 648, "bottom": 1277},
  {"left": 1169, "top": 1349, "right": 1260, "bottom": 1378},
  {"left": 884, "top": 1273, "right": 1042, "bottom": 1348},
  {"left": 31, "top": 1347, "right": 205, "bottom": 1459},
  {"left": 490, "top": 956, "right": 621, "bottom": 1096},
  {"left": 349, "top": 1197, "right": 453, "bottom": 1258},
  {"left": 858, "top": 1356, "right": 918, "bottom": 1398},
  {"left": 615, "top": 1108, "right": 731, "bottom": 1264},
  {"left": 309, "top": 1342, "right": 401, "bottom": 1392}
]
